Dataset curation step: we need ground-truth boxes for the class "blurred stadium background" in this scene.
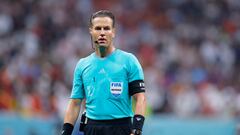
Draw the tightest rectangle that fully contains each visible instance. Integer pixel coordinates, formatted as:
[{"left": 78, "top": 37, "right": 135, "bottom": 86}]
[{"left": 0, "top": 0, "right": 240, "bottom": 135}]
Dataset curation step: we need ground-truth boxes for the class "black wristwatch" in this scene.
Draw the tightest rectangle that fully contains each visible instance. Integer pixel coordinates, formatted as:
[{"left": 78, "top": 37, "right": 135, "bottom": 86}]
[{"left": 132, "top": 129, "right": 142, "bottom": 135}]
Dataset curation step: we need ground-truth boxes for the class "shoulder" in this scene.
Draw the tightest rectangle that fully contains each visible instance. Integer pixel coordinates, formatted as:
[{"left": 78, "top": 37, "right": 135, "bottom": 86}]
[
  {"left": 118, "top": 50, "right": 139, "bottom": 64},
  {"left": 116, "top": 49, "right": 137, "bottom": 60},
  {"left": 115, "top": 50, "right": 141, "bottom": 70},
  {"left": 75, "top": 53, "right": 94, "bottom": 69}
]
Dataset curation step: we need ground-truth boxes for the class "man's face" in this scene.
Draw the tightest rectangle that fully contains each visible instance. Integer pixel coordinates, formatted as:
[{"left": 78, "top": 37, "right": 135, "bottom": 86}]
[{"left": 89, "top": 16, "right": 115, "bottom": 48}]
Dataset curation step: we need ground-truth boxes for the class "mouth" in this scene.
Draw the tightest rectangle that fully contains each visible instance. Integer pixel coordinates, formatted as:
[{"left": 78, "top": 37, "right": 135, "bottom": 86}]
[{"left": 98, "top": 38, "right": 107, "bottom": 44}]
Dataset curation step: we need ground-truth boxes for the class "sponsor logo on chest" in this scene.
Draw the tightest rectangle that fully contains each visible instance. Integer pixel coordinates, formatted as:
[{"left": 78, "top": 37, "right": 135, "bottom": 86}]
[{"left": 110, "top": 82, "right": 123, "bottom": 97}]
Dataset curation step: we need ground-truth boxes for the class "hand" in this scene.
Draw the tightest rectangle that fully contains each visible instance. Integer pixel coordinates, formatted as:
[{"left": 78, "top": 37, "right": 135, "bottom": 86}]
[{"left": 130, "top": 134, "right": 134, "bottom": 135}]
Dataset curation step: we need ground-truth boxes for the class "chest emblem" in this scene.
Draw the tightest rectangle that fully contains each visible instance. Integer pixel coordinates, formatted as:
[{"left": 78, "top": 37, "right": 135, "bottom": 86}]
[{"left": 110, "top": 82, "right": 123, "bottom": 97}]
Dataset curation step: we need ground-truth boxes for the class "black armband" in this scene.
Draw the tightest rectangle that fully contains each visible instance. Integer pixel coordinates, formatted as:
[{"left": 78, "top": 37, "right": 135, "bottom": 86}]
[
  {"left": 132, "top": 114, "right": 145, "bottom": 135},
  {"left": 129, "top": 80, "right": 145, "bottom": 96},
  {"left": 61, "top": 123, "right": 74, "bottom": 135}
]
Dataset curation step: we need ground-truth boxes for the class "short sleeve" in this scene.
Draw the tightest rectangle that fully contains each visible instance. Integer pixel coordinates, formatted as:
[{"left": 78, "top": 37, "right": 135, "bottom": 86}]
[
  {"left": 70, "top": 60, "right": 85, "bottom": 99},
  {"left": 128, "top": 54, "right": 144, "bottom": 82}
]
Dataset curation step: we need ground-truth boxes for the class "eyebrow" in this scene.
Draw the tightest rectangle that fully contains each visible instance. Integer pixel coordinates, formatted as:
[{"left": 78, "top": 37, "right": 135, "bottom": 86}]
[{"left": 94, "top": 26, "right": 111, "bottom": 30}]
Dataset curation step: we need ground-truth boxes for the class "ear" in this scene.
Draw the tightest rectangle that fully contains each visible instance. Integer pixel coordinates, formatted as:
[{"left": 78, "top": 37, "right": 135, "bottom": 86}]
[
  {"left": 89, "top": 27, "right": 93, "bottom": 34},
  {"left": 112, "top": 28, "right": 116, "bottom": 38}
]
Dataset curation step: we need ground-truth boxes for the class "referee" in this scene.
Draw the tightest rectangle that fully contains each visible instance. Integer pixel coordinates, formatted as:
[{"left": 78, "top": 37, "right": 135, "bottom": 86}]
[{"left": 61, "top": 10, "right": 146, "bottom": 135}]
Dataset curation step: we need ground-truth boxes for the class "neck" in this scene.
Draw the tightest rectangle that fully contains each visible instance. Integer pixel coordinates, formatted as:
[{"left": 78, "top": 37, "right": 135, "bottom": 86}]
[{"left": 96, "top": 45, "right": 115, "bottom": 58}]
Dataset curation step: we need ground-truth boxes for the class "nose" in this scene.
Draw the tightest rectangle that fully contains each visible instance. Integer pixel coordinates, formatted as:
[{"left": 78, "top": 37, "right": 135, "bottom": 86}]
[
  {"left": 100, "top": 31, "right": 105, "bottom": 37},
  {"left": 100, "top": 28, "right": 106, "bottom": 34}
]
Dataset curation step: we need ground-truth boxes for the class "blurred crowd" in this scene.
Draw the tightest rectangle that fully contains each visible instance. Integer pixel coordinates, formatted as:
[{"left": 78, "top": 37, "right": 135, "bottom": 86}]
[{"left": 0, "top": 0, "right": 240, "bottom": 119}]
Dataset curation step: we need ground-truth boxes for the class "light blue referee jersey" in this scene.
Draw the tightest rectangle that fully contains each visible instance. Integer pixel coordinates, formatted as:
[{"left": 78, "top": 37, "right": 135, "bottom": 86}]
[{"left": 70, "top": 49, "right": 144, "bottom": 120}]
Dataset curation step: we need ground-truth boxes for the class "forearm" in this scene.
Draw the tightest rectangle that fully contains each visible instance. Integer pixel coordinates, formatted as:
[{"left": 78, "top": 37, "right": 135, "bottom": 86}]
[
  {"left": 134, "top": 93, "right": 146, "bottom": 116},
  {"left": 131, "top": 93, "right": 146, "bottom": 135},
  {"left": 64, "top": 99, "right": 82, "bottom": 125}
]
